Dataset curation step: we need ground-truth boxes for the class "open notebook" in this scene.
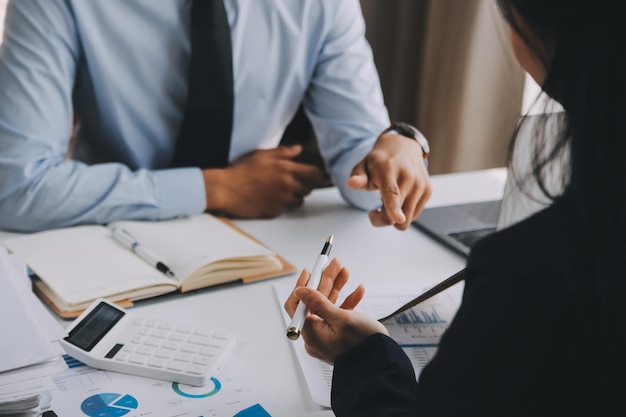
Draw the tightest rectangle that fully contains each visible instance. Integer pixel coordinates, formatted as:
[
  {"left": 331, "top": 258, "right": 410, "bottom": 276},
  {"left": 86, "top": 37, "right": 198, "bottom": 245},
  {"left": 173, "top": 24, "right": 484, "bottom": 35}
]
[
  {"left": 3, "top": 214, "right": 296, "bottom": 318},
  {"left": 413, "top": 112, "right": 566, "bottom": 256}
]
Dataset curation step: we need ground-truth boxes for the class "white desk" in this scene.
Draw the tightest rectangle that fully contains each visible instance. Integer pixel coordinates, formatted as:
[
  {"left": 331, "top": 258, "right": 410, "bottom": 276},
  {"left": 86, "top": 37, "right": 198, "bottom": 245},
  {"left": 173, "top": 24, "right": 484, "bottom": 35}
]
[{"left": 1, "top": 168, "right": 506, "bottom": 416}]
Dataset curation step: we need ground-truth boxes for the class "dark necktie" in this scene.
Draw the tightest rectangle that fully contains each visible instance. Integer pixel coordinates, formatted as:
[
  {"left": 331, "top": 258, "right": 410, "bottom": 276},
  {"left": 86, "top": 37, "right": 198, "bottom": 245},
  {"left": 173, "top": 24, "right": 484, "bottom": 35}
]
[{"left": 171, "top": 0, "right": 234, "bottom": 168}]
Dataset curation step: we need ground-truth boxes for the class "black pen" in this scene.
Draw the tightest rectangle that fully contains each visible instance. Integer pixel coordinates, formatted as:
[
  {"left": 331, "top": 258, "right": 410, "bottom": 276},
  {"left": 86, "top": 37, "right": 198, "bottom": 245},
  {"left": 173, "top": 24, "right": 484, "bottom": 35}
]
[
  {"left": 287, "top": 235, "right": 333, "bottom": 340},
  {"left": 378, "top": 268, "right": 465, "bottom": 322},
  {"left": 110, "top": 227, "right": 176, "bottom": 278}
]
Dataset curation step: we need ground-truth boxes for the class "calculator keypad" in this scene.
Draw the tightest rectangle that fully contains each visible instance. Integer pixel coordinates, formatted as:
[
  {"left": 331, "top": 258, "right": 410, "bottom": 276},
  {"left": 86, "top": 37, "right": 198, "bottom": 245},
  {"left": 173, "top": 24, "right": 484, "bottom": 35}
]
[{"left": 106, "top": 318, "right": 234, "bottom": 380}]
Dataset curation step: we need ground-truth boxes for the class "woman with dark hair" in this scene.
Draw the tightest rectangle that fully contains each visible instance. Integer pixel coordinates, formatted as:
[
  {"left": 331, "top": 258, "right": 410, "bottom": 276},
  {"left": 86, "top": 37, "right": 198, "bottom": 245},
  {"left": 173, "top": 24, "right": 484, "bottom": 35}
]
[{"left": 284, "top": 0, "right": 626, "bottom": 415}]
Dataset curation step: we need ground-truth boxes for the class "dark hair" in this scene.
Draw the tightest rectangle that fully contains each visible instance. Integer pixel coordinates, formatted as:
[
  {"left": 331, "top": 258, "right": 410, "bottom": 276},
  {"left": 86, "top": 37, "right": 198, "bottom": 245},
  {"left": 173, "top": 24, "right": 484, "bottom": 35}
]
[
  {"left": 498, "top": 1, "right": 625, "bottom": 202},
  {"left": 497, "top": 0, "right": 626, "bottom": 400}
]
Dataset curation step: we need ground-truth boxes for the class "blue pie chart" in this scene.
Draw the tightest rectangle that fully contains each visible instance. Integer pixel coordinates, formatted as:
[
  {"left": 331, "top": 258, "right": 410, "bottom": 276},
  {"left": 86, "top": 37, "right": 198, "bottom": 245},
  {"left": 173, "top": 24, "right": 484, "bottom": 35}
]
[{"left": 80, "top": 393, "right": 138, "bottom": 417}]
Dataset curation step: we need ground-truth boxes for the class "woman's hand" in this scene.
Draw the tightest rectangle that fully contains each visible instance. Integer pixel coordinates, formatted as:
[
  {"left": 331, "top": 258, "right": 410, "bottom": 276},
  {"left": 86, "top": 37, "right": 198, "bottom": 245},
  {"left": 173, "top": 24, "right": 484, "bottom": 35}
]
[{"left": 284, "top": 258, "right": 388, "bottom": 364}]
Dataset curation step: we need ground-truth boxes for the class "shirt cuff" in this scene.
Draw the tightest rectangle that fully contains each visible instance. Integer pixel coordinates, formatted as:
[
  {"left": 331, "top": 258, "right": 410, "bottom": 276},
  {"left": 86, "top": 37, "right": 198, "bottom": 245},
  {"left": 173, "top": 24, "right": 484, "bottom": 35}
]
[
  {"left": 151, "top": 168, "right": 207, "bottom": 219},
  {"left": 332, "top": 141, "right": 381, "bottom": 211}
]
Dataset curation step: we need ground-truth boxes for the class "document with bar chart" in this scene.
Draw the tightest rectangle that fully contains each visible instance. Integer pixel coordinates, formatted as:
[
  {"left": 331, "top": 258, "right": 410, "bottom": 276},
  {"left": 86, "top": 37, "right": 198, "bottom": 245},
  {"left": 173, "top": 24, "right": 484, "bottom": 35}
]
[
  {"left": 274, "top": 281, "right": 463, "bottom": 407},
  {"left": 380, "top": 294, "right": 458, "bottom": 378}
]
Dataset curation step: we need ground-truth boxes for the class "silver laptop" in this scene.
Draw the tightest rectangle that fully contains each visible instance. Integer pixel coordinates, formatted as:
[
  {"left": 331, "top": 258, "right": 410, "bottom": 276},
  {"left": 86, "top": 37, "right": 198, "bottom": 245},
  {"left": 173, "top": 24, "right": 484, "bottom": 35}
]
[
  {"left": 413, "top": 112, "right": 565, "bottom": 257},
  {"left": 412, "top": 199, "right": 502, "bottom": 256}
]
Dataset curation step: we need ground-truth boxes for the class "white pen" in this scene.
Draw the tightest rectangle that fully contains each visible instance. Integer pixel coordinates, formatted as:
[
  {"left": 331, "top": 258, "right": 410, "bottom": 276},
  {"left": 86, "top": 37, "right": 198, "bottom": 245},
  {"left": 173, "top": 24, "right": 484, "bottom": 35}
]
[
  {"left": 110, "top": 227, "right": 176, "bottom": 278},
  {"left": 287, "top": 235, "right": 333, "bottom": 340}
]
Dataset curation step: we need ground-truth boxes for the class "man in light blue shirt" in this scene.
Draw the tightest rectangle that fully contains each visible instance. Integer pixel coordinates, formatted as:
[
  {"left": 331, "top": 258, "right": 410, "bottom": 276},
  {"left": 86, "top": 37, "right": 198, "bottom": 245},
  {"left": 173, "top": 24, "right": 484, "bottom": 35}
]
[{"left": 0, "top": 0, "right": 431, "bottom": 233}]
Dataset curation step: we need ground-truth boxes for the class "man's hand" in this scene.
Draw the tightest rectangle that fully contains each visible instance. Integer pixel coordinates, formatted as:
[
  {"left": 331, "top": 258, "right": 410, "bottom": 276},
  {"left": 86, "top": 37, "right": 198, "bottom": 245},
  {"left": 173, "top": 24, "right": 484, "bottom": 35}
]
[
  {"left": 202, "top": 145, "right": 329, "bottom": 218},
  {"left": 348, "top": 132, "right": 432, "bottom": 230}
]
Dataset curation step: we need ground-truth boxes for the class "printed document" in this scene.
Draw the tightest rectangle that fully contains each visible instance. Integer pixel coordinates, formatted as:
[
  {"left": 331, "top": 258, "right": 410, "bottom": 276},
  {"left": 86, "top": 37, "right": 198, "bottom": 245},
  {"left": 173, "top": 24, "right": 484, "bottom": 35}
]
[{"left": 274, "top": 281, "right": 462, "bottom": 407}]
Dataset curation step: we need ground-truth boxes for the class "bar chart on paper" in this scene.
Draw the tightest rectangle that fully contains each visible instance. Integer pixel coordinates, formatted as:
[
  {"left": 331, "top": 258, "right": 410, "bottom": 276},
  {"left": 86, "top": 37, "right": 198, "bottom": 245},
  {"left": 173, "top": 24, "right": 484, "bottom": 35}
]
[
  {"left": 274, "top": 281, "right": 462, "bottom": 407},
  {"left": 382, "top": 296, "right": 458, "bottom": 377}
]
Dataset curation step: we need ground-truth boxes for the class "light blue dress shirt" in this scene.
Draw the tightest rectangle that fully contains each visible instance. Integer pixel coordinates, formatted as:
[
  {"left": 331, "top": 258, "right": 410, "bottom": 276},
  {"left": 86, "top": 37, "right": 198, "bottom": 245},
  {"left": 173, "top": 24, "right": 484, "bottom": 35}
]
[{"left": 0, "top": 0, "right": 390, "bottom": 232}]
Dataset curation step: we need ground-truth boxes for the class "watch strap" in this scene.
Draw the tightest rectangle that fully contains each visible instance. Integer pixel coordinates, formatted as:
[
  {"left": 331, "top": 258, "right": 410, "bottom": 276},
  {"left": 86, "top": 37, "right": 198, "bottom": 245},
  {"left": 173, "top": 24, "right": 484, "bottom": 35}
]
[{"left": 383, "top": 122, "right": 430, "bottom": 160}]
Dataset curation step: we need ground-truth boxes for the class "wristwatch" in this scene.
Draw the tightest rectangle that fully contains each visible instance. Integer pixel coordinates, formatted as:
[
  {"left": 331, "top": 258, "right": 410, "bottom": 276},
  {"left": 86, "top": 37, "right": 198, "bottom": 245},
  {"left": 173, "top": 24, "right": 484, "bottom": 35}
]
[{"left": 383, "top": 122, "right": 430, "bottom": 161}]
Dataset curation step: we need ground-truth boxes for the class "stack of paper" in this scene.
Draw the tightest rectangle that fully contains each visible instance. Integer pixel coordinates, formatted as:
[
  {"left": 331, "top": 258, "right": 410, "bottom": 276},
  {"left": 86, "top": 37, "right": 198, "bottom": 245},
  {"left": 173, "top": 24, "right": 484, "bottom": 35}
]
[{"left": 0, "top": 249, "right": 67, "bottom": 415}]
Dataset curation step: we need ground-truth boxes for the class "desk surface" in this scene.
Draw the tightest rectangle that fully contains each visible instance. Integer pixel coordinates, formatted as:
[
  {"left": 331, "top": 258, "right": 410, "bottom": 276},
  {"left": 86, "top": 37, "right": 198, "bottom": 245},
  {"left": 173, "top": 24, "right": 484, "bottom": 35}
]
[{"left": 1, "top": 168, "right": 506, "bottom": 416}]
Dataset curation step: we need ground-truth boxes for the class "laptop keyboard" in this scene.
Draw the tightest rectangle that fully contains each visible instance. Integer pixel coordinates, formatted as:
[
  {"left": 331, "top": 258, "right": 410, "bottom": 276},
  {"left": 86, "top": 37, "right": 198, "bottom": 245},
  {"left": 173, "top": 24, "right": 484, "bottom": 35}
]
[{"left": 448, "top": 227, "right": 497, "bottom": 249}]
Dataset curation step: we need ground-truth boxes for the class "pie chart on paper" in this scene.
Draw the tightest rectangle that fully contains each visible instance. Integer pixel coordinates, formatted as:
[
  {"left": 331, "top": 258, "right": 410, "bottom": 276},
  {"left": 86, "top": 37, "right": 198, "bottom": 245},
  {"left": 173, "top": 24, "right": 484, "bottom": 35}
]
[{"left": 80, "top": 393, "right": 138, "bottom": 417}]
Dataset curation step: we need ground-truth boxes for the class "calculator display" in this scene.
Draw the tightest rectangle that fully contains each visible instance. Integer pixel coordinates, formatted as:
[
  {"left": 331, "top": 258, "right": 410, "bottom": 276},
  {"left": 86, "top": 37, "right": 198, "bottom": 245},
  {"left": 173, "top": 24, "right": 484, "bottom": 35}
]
[{"left": 64, "top": 301, "right": 125, "bottom": 351}]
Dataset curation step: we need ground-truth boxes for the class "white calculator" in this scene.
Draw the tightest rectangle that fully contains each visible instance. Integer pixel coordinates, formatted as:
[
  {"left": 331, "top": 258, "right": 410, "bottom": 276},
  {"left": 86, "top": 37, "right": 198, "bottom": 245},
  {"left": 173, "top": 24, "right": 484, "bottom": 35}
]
[{"left": 59, "top": 298, "right": 236, "bottom": 386}]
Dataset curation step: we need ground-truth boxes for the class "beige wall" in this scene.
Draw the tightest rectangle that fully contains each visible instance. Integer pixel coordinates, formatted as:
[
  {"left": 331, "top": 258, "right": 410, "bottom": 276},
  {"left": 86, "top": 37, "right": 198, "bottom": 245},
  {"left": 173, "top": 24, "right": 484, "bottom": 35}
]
[
  {"left": 360, "top": 0, "right": 428, "bottom": 123},
  {"left": 361, "top": 0, "right": 525, "bottom": 174}
]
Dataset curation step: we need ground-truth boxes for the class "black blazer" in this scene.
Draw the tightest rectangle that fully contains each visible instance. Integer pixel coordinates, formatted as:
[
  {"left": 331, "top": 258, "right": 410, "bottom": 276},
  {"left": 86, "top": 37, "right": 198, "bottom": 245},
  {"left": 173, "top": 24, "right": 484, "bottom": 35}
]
[{"left": 331, "top": 196, "right": 626, "bottom": 416}]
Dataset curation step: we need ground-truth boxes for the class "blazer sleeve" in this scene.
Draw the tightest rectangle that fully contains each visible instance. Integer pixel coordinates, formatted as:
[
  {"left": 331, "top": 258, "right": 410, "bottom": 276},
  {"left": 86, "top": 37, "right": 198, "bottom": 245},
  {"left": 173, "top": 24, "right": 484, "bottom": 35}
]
[{"left": 331, "top": 333, "right": 419, "bottom": 417}]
